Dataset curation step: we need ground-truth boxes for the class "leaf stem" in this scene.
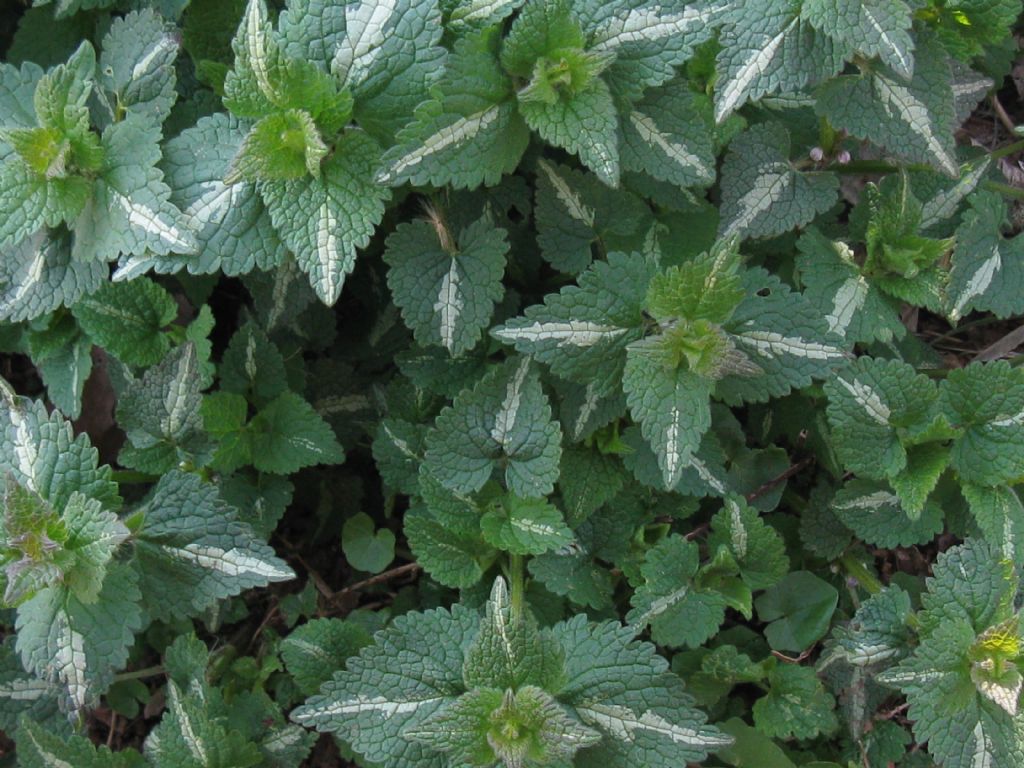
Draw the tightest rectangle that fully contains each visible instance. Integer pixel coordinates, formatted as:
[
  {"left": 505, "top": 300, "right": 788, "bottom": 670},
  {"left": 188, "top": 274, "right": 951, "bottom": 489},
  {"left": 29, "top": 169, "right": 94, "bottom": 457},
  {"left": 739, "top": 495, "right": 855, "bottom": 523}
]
[
  {"left": 110, "top": 470, "right": 159, "bottom": 485},
  {"left": 113, "top": 665, "right": 165, "bottom": 682},
  {"left": 989, "top": 138, "right": 1024, "bottom": 161},
  {"left": 509, "top": 553, "right": 526, "bottom": 622},
  {"left": 982, "top": 180, "right": 1024, "bottom": 201},
  {"left": 839, "top": 550, "right": 885, "bottom": 596}
]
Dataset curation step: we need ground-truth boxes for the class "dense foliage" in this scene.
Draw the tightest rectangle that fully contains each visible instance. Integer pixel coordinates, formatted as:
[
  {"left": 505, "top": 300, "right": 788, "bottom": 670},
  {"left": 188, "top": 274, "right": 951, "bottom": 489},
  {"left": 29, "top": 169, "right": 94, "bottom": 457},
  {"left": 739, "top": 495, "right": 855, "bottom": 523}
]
[{"left": 1, "top": 0, "right": 1024, "bottom": 765}]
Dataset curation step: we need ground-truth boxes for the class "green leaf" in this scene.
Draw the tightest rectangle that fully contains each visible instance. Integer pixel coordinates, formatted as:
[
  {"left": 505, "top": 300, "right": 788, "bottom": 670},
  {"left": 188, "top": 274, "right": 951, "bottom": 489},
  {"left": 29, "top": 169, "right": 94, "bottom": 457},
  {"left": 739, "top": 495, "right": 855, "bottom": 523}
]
[
  {"left": 116, "top": 343, "right": 211, "bottom": 474},
  {"left": 35, "top": 333, "right": 92, "bottom": 420},
  {"left": 753, "top": 663, "right": 838, "bottom": 740},
  {"left": 16, "top": 564, "right": 141, "bottom": 717},
  {"left": 962, "top": 484, "right": 1024, "bottom": 566},
  {"left": 645, "top": 237, "right": 744, "bottom": 325},
  {"left": 377, "top": 29, "right": 528, "bottom": 189},
  {"left": 801, "top": 0, "right": 914, "bottom": 78},
  {"left": 281, "top": 617, "right": 373, "bottom": 696},
  {"left": 829, "top": 586, "right": 913, "bottom": 667},
  {"left": 0, "top": 228, "right": 105, "bottom": 323},
  {"left": 796, "top": 228, "right": 905, "bottom": 344},
  {"left": 133, "top": 470, "right": 294, "bottom": 621},
  {"left": 707, "top": 496, "right": 789, "bottom": 591},
  {"left": 620, "top": 79, "right": 716, "bottom": 190},
  {"left": 72, "top": 276, "right": 177, "bottom": 368},
  {"left": 342, "top": 512, "right": 396, "bottom": 574},
  {"left": 623, "top": 344, "right": 713, "bottom": 490},
  {"left": 332, "top": 0, "right": 447, "bottom": 142},
  {"left": 832, "top": 479, "right": 944, "bottom": 548},
  {"left": 155, "top": 112, "right": 287, "bottom": 277},
  {"left": 755, "top": 571, "right": 838, "bottom": 653},
  {"left": 552, "top": 613, "right": 733, "bottom": 766},
  {"left": 718, "top": 270, "right": 849, "bottom": 404},
  {"left": 261, "top": 131, "right": 389, "bottom": 304},
  {"left": 492, "top": 249, "right": 655, "bottom": 397},
  {"left": 719, "top": 122, "right": 839, "bottom": 240},
  {"left": 946, "top": 191, "right": 1024, "bottom": 323},
  {"left": 714, "top": 0, "right": 844, "bottom": 122},
  {"left": 385, "top": 212, "right": 508, "bottom": 356},
  {"left": 626, "top": 535, "right": 727, "bottom": 648},
  {"left": 480, "top": 494, "right": 574, "bottom": 556},
  {"left": 405, "top": 507, "right": 487, "bottom": 589},
  {"left": 824, "top": 357, "right": 941, "bottom": 481},
  {"left": 97, "top": 10, "right": 179, "bottom": 128},
  {"left": 814, "top": 37, "right": 958, "bottom": 177},
  {"left": 558, "top": 445, "right": 626, "bottom": 527},
  {"left": 424, "top": 357, "right": 562, "bottom": 498},
  {"left": 291, "top": 602, "right": 480, "bottom": 767},
  {"left": 248, "top": 392, "right": 345, "bottom": 474},
  {"left": 72, "top": 114, "right": 196, "bottom": 262},
  {"left": 941, "top": 361, "right": 1024, "bottom": 488},
  {"left": 226, "top": 109, "right": 328, "bottom": 184},
  {"left": 444, "top": 0, "right": 525, "bottom": 34},
  {"left": 17, "top": 717, "right": 144, "bottom": 767},
  {"left": 219, "top": 323, "right": 289, "bottom": 407}
]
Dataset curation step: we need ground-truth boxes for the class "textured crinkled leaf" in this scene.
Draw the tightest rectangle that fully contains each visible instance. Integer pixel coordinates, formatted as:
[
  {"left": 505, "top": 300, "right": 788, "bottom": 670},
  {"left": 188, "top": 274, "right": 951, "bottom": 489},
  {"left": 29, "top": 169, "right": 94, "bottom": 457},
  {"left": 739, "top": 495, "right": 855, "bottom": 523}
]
[
  {"left": 405, "top": 507, "right": 486, "bottom": 589},
  {"left": 645, "top": 237, "right": 744, "bottom": 325},
  {"left": 277, "top": 0, "right": 349, "bottom": 64},
  {"left": 832, "top": 479, "right": 944, "bottom": 548},
  {"left": 480, "top": 494, "right": 573, "bottom": 556},
  {"left": 291, "top": 603, "right": 479, "bottom": 768},
  {"left": 385, "top": 213, "right": 508, "bottom": 356},
  {"left": 59, "top": 492, "right": 129, "bottom": 605},
  {"left": 333, "top": 0, "right": 447, "bottom": 142},
  {"left": 219, "top": 323, "right": 288, "bottom": 407},
  {"left": 248, "top": 392, "right": 346, "bottom": 474},
  {"left": 580, "top": 0, "right": 722, "bottom": 101},
  {"left": 528, "top": 547, "right": 615, "bottom": 610},
  {"left": 831, "top": 586, "right": 913, "bottom": 667},
  {"left": 717, "top": 270, "right": 848, "bottom": 403},
  {"left": 72, "top": 114, "right": 196, "bottom": 262},
  {"left": 919, "top": 155, "right": 992, "bottom": 231},
  {"left": 520, "top": 77, "right": 620, "bottom": 186},
  {"left": 620, "top": 424, "right": 730, "bottom": 497},
  {"left": 814, "top": 38, "right": 958, "bottom": 177},
  {"left": 117, "top": 343, "right": 210, "bottom": 474},
  {"left": 824, "top": 357, "right": 939, "bottom": 480},
  {"left": 225, "top": 109, "right": 328, "bottom": 184},
  {"left": 0, "top": 394, "right": 119, "bottom": 512},
  {"left": 623, "top": 344, "right": 713, "bottom": 490},
  {"left": 0, "top": 228, "right": 106, "bottom": 324},
  {"left": 917, "top": 539, "right": 1014, "bottom": 635},
  {"left": 714, "top": 0, "right": 844, "bottom": 122},
  {"left": 133, "top": 470, "right": 294, "bottom": 620},
  {"left": 281, "top": 618, "right": 373, "bottom": 696},
  {"left": 261, "top": 131, "right": 388, "bottom": 304},
  {"left": 377, "top": 29, "right": 527, "bottom": 189},
  {"left": 963, "top": 484, "right": 1024, "bottom": 567},
  {"left": 150, "top": 112, "right": 287, "bottom": 276},
  {"left": 801, "top": 0, "right": 914, "bottom": 78},
  {"left": 445, "top": 0, "right": 525, "bottom": 32},
  {"left": 946, "top": 191, "right": 1024, "bottom": 323},
  {"left": 98, "top": 10, "right": 179, "bottom": 128},
  {"left": 72, "top": 276, "right": 176, "bottom": 367},
  {"left": 719, "top": 122, "right": 839, "bottom": 239},
  {"left": 753, "top": 664, "right": 838, "bottom": 740},
  {"left": 619, "top": 80, "right": 716, "bottom": 190},
  {"left": 796, "top": 228, "right": 905, "bottom": 344},
  {"left": 373, "top": 418, "right": 427, "bottom": 495},
  {"left": 531, "top": 159, "right": 652, "bottom": 273},
  {"left": 558, "top": 446, "right": 626, "bottom": 527},
  {"left": 551, "top": 613, "right": 732, "bottom": 766},
  {"left": 424, "top": 357, "right": 562, "bottom": 498},
  {"left": 0, "top": 642, "right": 62, "bottom": 734},
  {"left": 707, "top": 496, "right": 788, "bottom": 591},
  {"left": 15, "top": 564, "right": 141, "bottom": 717},
  {"left": 18, "top": 717, "right": 144, "bottom": 767},
  {"left": 0, "top": 156, "right": 92, "bottom": 250},
  {"left": 627, "top": 535, "right": 726, "bottom": 648},
  {"left": 941, "top": 361, "right": 1024, "bottom": 488},
  {"left": 492, "top": 250, "right": 656, "bottom": 397}
]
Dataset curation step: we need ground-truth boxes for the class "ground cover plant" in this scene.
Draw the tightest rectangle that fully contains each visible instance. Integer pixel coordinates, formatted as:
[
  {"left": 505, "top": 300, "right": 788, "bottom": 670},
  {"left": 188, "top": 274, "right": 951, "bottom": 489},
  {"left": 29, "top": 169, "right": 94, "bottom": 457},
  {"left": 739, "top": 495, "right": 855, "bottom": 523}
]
[{"left": 1, "top": 0, "right": 1024, "bottom": 765}]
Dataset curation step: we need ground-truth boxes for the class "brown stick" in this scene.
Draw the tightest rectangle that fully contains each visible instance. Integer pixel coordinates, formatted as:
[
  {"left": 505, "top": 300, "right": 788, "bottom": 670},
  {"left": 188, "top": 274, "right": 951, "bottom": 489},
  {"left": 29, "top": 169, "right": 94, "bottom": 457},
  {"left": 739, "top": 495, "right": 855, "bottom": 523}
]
[
  {"left": 333, "top": 562, "right": 422, "bottom": 600},
  {"left": 745, "top": 456, "right": 815, "bottom": 503}
]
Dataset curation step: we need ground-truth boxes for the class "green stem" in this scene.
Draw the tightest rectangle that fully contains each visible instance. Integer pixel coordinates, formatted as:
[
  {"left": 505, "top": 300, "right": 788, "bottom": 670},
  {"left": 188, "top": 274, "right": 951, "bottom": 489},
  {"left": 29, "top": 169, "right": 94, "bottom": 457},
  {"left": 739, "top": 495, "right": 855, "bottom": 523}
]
[
  {"left": 983, "top": 180, "right": 1024, "bottom": 201},
  {"left": 114, "top": 665, "right": 165, "bottom": 682},
  {"left": 839, "top": 551, "right": 885, "bottom": 596},
  {"left": 989, "top": 138, "right": 1024, "bottom": 161},
  {"left": 509, "top": 553, "right": 525, "bottom": 622}
]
